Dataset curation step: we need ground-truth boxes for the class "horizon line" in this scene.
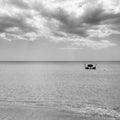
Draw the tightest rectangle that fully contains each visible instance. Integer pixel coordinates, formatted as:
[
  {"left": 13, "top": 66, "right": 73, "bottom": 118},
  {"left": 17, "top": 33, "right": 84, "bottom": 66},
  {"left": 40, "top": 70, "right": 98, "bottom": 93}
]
[{"left": 0, "top": 61, "right": 119, "bottom": 62}]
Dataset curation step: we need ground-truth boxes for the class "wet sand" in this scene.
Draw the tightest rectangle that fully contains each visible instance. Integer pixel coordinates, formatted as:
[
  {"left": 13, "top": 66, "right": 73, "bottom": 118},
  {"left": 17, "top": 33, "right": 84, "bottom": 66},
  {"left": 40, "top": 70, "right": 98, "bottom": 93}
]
[{"left": 0, "top": 104, "right": 117, "bottom": 120}]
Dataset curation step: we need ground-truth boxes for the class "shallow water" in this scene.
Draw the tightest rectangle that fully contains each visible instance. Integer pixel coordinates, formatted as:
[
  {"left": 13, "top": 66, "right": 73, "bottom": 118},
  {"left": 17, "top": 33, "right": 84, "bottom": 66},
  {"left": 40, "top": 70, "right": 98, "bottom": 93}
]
[{"left": 0, "top": 62, "right": 120, "bottom": 117}]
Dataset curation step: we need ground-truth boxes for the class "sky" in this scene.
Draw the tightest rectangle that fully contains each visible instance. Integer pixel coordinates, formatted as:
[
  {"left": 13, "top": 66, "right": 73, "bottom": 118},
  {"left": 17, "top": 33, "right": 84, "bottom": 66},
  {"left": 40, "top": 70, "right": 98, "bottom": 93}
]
[{"left": 0, "top": 0, "right": 120, "bottom": 61}]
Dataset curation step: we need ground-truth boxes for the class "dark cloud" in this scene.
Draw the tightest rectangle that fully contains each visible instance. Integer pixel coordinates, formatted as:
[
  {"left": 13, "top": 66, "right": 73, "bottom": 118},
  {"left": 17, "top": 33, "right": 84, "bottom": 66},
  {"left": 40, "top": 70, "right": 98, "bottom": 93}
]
[
  {"left": 82, "top": 5, "right": 120, "bottom": 26},
  {"left": 40, "top": 7, "right": 88, "bottom": 37},
  {"left": 0, "top": 0, "right": 117, "bottom": 49},
  {"left": 82, "top": 6, "right": 104, "bottom": 25},
  {"left": 43, "top": 8, "right": 80, "bottom": 27},
  {"left": 102, "top": 13, "right": 120, "bottom": 25},
  {"left": 53, "top": 32, "right": 66, "bottom": 37},
  {"left": 0, "top": 0, "right": 119, "bottom": 45},
  {"left": 47, "top": 8, "right": 89, "bottom": 36},
  {"left": 38, "top": 3, "right": 120, "bottom": 38},
  {"left": 0, "top": 16, "right": 36, "bottom": 34},
  {"left": 59, "top": 24, "right": 89, "bottom": 37}
]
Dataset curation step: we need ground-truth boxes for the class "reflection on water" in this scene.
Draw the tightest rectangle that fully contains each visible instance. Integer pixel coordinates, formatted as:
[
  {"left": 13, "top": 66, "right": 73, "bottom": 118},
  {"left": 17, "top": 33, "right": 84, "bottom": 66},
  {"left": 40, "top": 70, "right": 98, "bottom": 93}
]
[{"left": 0, "top": 62, "right": 120, "bottom": 117}]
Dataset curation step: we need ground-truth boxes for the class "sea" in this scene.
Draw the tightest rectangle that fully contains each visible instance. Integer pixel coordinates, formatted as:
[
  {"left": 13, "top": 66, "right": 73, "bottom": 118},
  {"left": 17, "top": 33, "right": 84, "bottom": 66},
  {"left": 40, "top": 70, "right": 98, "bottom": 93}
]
[{"left": 0, "top": 61, "right": 120, "bottom": 118}]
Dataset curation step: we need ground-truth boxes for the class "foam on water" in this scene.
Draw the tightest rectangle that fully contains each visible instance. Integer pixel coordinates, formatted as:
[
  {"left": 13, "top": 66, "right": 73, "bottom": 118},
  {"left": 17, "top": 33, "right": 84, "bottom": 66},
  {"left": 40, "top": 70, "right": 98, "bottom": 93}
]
[{"left": 64, "top": 104, "right": 120, "bottom": 118}]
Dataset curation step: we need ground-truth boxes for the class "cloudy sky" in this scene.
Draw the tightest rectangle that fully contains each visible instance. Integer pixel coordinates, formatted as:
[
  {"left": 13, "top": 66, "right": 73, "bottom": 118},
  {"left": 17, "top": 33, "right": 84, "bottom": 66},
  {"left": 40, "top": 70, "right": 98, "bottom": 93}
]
[{"left": 0, "top": 0, "right": 120, "bottom": 61}]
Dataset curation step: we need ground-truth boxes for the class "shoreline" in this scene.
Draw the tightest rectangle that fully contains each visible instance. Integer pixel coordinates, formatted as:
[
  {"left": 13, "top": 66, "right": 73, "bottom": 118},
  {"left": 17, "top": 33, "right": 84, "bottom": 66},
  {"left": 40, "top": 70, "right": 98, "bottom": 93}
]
[{"left": 0, "top": 103, "right": 119, "bottom": 120}]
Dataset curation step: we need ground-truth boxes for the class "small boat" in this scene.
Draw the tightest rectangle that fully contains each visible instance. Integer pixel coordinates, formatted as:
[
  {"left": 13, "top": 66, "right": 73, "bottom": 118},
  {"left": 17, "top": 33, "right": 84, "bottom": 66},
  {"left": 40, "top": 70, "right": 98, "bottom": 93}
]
[{"left": 84, "top": 64, "right": 96, "bottom": 70}]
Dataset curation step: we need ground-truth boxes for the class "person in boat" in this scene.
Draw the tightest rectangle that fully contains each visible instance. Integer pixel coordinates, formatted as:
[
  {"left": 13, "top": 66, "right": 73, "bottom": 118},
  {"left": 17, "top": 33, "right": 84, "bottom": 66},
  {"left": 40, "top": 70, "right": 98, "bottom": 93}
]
[{"left": 85, "top": 64, "right": 96, "bottom": 69}]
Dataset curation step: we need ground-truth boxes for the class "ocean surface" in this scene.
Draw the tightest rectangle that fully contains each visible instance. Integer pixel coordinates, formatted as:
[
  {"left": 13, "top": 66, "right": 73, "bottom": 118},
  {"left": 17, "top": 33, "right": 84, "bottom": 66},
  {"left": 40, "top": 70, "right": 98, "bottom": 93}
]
[{"left": 0, "top": 61, "right": 120, "bottom": 118}]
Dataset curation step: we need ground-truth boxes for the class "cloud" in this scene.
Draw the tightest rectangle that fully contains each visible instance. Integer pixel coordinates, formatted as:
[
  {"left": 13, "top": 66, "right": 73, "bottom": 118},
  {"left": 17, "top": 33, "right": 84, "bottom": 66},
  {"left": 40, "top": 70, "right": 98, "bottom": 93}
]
[
  {"left": 82, "top": 4, "right": 104, "bottom": 25},
  {"left": 0, "top": 16, "right": 36, "bottom": 33},
  {"left": 9, "top": 0, "right": 29, "bottom": 9},
  {"left": 52, "top": 36, "right": 116, "bottom": 50},
  {"left": 0, "top": 0, "right": 119, "bottom": 49},
  {"left": 39, "top": 0, "right": 120, "bottom": 38},
  {"left": 87, "top": 25, "right": 120, "bottom": 38},
  {"left": 62, "top": 40, "right": 116, "bottom": 50}
]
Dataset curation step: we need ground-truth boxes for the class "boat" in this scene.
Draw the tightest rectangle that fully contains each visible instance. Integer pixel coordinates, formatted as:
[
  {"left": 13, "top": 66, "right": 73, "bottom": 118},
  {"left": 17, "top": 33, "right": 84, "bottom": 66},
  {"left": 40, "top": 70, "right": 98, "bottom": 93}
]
[{"left": 84, "top": 64, "right": 96, "bottom": 70}]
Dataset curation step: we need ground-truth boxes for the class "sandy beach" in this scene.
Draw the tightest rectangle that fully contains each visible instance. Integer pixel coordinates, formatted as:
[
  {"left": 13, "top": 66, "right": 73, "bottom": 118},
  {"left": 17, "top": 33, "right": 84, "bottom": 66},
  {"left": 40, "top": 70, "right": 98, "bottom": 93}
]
[{"left": 0, "top": 104, "right": 118, "bottom": 120}]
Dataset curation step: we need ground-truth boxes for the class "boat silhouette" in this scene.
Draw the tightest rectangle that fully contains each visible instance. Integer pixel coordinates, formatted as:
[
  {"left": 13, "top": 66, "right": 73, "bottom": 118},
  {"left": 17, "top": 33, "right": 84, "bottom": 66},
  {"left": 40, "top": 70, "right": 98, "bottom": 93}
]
[{"left": 84, "top": 64, "right": 96, "bottom": 70}]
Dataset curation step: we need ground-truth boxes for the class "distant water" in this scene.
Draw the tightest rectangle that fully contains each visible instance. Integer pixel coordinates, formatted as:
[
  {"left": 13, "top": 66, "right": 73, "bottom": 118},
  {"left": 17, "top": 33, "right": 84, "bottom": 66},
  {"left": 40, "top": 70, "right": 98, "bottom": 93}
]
[{"left": 0, "top": 61, "right": 120, "bottom": 117}]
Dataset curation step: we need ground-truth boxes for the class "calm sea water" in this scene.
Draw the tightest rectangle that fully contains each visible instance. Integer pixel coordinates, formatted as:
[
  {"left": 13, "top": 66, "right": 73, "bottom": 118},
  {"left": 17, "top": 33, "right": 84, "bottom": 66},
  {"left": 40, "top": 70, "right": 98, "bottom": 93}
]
[{"left": 0, "top": 61, "right": 120, "bottom": 117}]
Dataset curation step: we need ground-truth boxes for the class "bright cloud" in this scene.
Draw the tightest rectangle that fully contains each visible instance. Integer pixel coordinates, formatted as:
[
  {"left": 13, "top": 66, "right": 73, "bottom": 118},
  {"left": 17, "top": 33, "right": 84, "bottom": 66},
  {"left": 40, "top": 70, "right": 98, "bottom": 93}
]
[{"left": 0, "top": 0, "right": 119, "bottom": 49}]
